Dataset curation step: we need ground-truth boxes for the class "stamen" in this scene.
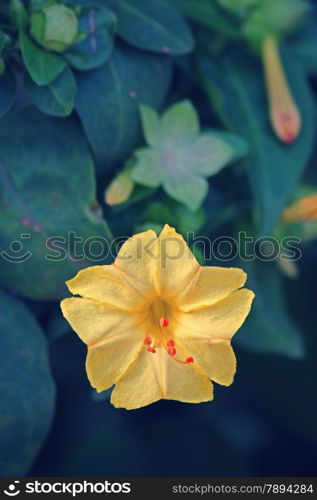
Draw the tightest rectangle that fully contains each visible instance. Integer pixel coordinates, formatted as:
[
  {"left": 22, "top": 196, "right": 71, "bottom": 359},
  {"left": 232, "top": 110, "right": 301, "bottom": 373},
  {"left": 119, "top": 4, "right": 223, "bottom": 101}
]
[
  {"left": 147, "top": 347, "right": 156, "bottom": 353},
  {"left": 144, "top": 336, "right": 152, "bottom": 346},
  {"left": 167, "top": 339, "right": 175, "bottom": 347},
  {"left": 186, "top": 357, "right": 194, "bottom": 363},
  {"left": 159, "top": 317, "right": 169, "bottom": 328},
  {"left": 168, "top": 347, "right": 177, "bottom": 356}
]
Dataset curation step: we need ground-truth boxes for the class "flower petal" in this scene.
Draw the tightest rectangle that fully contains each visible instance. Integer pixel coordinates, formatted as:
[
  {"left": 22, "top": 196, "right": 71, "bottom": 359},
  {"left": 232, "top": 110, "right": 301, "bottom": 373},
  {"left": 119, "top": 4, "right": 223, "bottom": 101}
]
[
  {"left": 174, "top": 335, "right": 236, "bottom": 386},
  {"left": 111, "top": 347, "right": 213, "bottom": 410},
  {"left": 177, "top": 266, "right": 247, "bottom": 312},
  {"left": 60, "top": 297, "right": 142, "bottom": 345},
  {"left": 114, "top": 229, "right": 159, "bottom": 297},
  {"left": 173, "top": 289, "right": 255, "bottom": 341},
  {"left": 86, "top": 333, "right": 143, "bottom": 393},
  {"left": 65, "top": 265, "right": 145, "bottom": 311},
  {"left": 158, "top": 225, "right": 200, "bottom": 299}
]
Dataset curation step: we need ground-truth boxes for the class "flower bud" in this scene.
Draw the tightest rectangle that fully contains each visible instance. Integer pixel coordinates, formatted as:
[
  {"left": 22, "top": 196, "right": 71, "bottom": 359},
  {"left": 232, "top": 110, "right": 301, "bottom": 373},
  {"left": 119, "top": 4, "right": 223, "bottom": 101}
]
[
  {"left": 262, "top": 34, "right": 301, "bottom": 143},
  {"left": 30, "top": 4, "right": 79, "bottom": 53},
  {"left": 282, "top": 193, "right": 317, "bottom": 223},
  {"left": 105, "top": 171, "right": 135, "bottom": 206}
]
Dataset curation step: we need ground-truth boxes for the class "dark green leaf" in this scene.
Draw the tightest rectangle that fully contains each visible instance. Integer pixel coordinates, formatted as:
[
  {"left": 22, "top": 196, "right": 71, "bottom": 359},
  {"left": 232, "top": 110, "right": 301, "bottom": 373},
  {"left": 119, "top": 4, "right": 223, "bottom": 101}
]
[
  {"left": 0, "top": 107, "right": 112, "bottom": 300},
  {"left": 64, "top": 5, "right": 116, "bottom": 70},
  {"left": 236, "top": 260, "right": 305, "bottom": 358},
  {"left": 20, "top": 30, "right": 66, "bottom": 86},
  {"left": 75, "top": 45, "right": 172, "bottom": 170},
  {"left": 0, "top": 291, "right": 55, "bottom": 475},
  {"left": 198, "top": 49, "right": 316, "bottom": 235},
  {"left": 0, "top": 67, "right": 16, "bottom": 116},
  {"left": 25, "top": 66, "right": 77, "bottom": 117},
  {"left": 104, "top": 0, "right": 194, "bottom": 55}
]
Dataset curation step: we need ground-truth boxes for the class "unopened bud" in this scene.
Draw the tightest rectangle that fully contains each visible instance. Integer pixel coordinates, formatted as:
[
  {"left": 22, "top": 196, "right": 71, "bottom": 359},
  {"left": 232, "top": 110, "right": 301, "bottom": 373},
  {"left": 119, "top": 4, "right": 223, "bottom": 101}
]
[
  {"left": 282, "top": 193, "right": 317, "bottom": 223},
  {"left": 105, "top": 171, "right": 135, "bottom": 206},
  {"left": 262, "top": 34, "right": 301, "bottom": 143},
  {"left": 30, "top": 4, "right": 79, "bottom": 53}
]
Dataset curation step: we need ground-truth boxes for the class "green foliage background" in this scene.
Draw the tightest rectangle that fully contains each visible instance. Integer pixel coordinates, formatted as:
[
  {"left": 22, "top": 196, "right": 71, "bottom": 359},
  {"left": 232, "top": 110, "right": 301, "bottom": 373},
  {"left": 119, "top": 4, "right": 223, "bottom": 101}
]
[{"left": 0, "top": 0, "right": 317, "bottom": 477}]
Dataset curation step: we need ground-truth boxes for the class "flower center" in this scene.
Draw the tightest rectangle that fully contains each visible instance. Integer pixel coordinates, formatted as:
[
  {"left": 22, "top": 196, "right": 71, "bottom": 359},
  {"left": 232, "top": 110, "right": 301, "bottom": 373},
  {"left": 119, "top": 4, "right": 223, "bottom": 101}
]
[{"left": 143, "top": 299, "right": 194, "bottom": 364}]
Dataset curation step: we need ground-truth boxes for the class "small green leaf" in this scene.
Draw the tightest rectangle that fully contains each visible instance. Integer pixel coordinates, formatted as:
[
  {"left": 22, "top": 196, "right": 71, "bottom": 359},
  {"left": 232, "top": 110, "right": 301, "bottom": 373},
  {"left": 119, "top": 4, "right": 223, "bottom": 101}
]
[
  {"left": 132, "top": 100, "right": 246, "bottom": 211},
  {"left": 75, "top": 45, "right": 172, "bottom": 170},
  {"left": 64, "top": 5, "right": 116, "bottom": 70},
  {"left": 104, "top": 0, "right": 194, "bottom": 55},
  {"left": 10, "top": 0, "right": 28, "bottom": 29},
  {"left": 236, "top": 260, "right": 305, "bottom": 358},
  {"left": 20, "top": 30, "right": 66, "bottom": 86},
  {"left": 0, "top": 290, "right": 55, "bottom": 475},
  {"left": 0, "top": 67, "right": 17, "bottom": 116},
  {"left": 25, "top": 66, "right": 77, "bottom": 117}
]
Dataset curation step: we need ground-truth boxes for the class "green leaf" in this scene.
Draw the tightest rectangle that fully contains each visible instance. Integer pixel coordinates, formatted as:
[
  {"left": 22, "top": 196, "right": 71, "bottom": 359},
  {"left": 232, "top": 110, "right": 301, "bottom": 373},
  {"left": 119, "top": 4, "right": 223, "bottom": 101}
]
[
  {"left": 170, "top": 0, "right": 239, "bottom": 38},
  {"left": 20, "top": 30, "right": 66, "bottom": 86},
  {"left": 236, "top": 261, "right": 305, "bottom": 358},
  {"left": 198, "top": 49, "right": 316, "bottom": 235},
  {"left": 75, "top": 45, "right": 172, "bottom": 170},
  {"left": 0, "top": 107, "right": 112, "bottom": 300},
  {"left": 132, "top": 100, "right": 246, "bottom": 211},
  {"left": 0, "top": 67, "right": 16, "bottom": 116},
  {"left": 104, "top": 0, "right": 194, "bottom": 55},
  {"left": 25, "top": 66, "right": 77, "bottom": 117},
  {"left": 0, "top": 290, "right": 55, "bottom": 475},
  {"left": 64, "top": 5, "right": 116, "bottom": 70}
]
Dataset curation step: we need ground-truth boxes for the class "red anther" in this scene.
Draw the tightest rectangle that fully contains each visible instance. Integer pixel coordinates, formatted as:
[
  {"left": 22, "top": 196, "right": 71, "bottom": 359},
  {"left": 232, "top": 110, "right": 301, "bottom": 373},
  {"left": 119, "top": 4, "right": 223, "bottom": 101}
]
[
  {"left": 147, "top": 347, "right": 156, "bottom": 353},
  {"left": 167, "top": 339, "right": 175, "bottom": 347},
  {"left": 159, "top": 317, "right": 169, "bottom": 328},
  {"left": 186, "top": 357, "right": 194, "bottom": 364},
  {"left": 144, "top": 336, "right": 152, "bottom": 346},
  {"left": 168, "top": 347, "right": 177, "bottom": 356}
]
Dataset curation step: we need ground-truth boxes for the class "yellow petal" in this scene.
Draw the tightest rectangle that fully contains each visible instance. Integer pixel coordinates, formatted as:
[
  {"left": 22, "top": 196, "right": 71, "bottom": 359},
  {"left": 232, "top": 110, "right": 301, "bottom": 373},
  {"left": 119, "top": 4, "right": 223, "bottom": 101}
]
[
  {"left": 174, "top": 335, "right": 236, "bottom": 386},
  {"left": 173, "top": 289, "right": 255, "bottom": 341},
  {"left": 111, "top": 346, "right": 213, "bottom": 410},
  {"left": 86, "top": 333, "right": 143, "bottom": 392},
  {"left": 177, "top": 266, "right": 247, "bottom": 312},
  {"left": 114, "top": 229, "right": 159, "bottom": 297},
  {"left": 60, "top": 297, "right": 142, "bottom": 345},
  {"left": 65, "top": 265, "right": 145, "bottom": 311},
  {"left": 158, "top": 224, "right": 200, "bottom": 298}
]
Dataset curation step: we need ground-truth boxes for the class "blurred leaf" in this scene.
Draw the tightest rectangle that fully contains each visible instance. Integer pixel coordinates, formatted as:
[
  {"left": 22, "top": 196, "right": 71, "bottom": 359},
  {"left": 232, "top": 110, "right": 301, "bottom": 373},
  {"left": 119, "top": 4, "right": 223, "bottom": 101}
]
[
  {"left": 64, "top": 5, "right": 116, "bottom": 70},
  {"left": 236, "top": 260, "right": 305, "bottom": 358},
  {"left": 20, "top": 30, "right": 66, "bottom": 85},
  {"left": 170, "top": 0, "right": 239, "bottom": 37},
  {"left": 46, "top": 307, "right": 70, "bottom": 343},
  {"left": 0, "top": 67, "right": 16, "bottom": 116},
  {"left": 0, "top": 290, "right": 55, "bottom": 475},
  {"left": 10, "top": 0, "right": 28, "bottom": 29},
  {"left": 0, "top": 107, "right": 112, "bottom": 300},
  {"left": 75, "top": 45, "right": 172, "bottom": 170},
  {"left": 104, "top": 0, "right": 194, "bottom": 55},
  {"left": 131, "top": 101, "right": 247, "bottom": 211},
  {"left": 144, "top": 199, "right": 206, "bottom": 235},
  {"left": 25, "top": 66, "right": 77, "bottom": 117},
  {"left": 198, "top": 49, "right": 316, "bottom": 235}
]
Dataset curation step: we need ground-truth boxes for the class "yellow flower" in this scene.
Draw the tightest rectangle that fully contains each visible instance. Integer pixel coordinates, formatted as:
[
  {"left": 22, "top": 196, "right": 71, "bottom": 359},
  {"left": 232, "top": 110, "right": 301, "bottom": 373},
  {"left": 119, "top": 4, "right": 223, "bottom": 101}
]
[
  {"left": 262, "top": 34, "right": 301, "bottom": 143},
  {"left": 61, "top": 225, "right": 254, "bottom": 410},
  {"left": 282, "top": 193, "right": 317, "bottom": 223}
]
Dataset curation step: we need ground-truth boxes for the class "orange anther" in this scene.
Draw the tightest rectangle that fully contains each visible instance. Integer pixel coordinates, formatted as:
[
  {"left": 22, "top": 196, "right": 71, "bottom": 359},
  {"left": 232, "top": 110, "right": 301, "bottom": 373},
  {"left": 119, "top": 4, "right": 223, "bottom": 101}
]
[
  {"left": 159, "top": 317, "right": 169, "bottom": 328},
  {"left": 167, "top": 339, "right": 175, "bottom": 347},
  {"left": 168, "top": 347, "right": 176, "bottom": 356}
]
